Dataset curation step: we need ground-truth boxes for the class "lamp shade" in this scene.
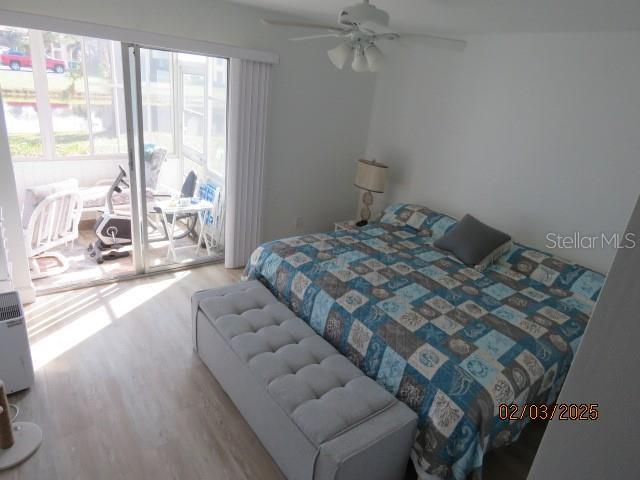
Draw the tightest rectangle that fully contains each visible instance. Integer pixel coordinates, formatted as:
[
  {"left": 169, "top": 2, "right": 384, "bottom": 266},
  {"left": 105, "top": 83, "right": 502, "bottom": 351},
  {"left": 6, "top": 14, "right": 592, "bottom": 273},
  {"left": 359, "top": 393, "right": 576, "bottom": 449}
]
[
  {"left": 354, "top": 159, "right": 388, "bottom": 193},
  {"left": 365, "top": 44, "right": 383, "bottom": 72},
  {"left": 327, "top": 42, "right": 352, "bottom": 69},
  {"left": 351, "top": 47, "right": 369, "bottom": 72}
]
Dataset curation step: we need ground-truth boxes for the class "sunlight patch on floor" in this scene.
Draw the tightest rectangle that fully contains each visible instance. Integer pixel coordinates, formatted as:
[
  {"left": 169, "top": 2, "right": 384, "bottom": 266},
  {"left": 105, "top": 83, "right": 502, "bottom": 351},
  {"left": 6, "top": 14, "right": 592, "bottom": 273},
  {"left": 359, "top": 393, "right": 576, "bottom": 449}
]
[{"left": 30, "top": 270, "right": 191, "bottom": 370}]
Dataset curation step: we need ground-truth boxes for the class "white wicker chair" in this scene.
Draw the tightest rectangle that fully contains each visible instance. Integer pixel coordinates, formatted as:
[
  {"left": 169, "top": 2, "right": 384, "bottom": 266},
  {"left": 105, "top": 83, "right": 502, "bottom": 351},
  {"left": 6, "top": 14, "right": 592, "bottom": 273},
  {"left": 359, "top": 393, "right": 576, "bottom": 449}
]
[{"left": 23, "top": 190, "right": 83, "bottom": 279}]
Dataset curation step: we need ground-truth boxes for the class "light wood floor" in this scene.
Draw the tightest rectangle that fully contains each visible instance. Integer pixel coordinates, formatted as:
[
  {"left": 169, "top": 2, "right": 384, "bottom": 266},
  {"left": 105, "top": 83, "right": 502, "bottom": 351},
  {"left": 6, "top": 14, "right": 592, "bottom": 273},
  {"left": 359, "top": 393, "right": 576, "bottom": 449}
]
[{"left": 1, "top": 264, "right": 543, "bottom": 480}]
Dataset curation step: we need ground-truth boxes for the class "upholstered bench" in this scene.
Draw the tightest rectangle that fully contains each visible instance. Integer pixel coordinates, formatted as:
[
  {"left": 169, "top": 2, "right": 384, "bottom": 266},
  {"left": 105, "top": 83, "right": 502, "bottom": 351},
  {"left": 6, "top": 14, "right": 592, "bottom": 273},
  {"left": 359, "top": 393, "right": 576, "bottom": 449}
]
[{"left": 192, "top": 281, "right": 418, "bottom": 480}]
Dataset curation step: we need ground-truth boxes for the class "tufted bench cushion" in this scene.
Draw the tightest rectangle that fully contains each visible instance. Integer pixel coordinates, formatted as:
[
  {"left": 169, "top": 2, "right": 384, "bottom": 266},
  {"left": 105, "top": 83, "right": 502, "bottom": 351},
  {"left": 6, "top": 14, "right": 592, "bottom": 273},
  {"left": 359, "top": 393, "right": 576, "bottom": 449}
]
[{"left": 192, "top": 281, "right": 418, "bottom": 480}]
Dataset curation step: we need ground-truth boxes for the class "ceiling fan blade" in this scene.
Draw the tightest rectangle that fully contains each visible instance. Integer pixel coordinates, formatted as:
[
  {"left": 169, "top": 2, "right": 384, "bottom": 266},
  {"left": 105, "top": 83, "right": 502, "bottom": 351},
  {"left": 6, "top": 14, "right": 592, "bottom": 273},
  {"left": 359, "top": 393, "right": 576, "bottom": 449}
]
[
  {"left": 290, "top": 33, "right": 344, "bottom": 42},
  {"left": 261, "top": 18, "right": 346, "bottom": 33},
  {"left": 358, "top": 20, "right": 466, "bottom": 46},
  {"left": 400, "top": 32, "right": 467, "bottom": 46},
  {"left": 359, "top": 21, "right": 397, "bottom": 36}
]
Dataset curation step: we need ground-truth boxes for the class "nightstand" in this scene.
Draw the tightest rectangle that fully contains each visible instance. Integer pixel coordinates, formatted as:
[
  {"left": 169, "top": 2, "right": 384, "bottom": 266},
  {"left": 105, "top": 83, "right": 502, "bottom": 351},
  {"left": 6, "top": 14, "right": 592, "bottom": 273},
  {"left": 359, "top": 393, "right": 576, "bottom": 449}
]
[{"left": 334, "top": 220, "right": 359, "bottom": 232}]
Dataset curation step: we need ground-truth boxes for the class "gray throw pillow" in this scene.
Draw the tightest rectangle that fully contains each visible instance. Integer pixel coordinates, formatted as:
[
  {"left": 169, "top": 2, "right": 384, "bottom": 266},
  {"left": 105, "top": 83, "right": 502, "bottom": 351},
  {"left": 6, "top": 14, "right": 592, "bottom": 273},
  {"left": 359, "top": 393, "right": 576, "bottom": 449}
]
[{"left": 434, "top": 214, "right": 511, "bottom": 268}]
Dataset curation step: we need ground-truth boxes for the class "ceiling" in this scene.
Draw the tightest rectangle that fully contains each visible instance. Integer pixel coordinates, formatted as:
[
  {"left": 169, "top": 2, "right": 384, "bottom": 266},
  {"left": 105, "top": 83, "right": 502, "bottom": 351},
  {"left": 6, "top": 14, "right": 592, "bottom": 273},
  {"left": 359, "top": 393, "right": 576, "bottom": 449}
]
[{"left": 230, "top": 0, "right": 640, "bottom": 35}]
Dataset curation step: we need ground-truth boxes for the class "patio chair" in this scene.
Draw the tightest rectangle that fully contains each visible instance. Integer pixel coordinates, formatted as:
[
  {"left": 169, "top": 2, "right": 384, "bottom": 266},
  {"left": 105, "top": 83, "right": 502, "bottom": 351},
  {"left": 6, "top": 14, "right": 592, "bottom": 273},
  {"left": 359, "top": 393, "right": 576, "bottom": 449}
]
[
  {"left": 23, "top": 189, "right": 83, "bottom": 279},
  {"left": 79, "top": 147, "right": 168, "bottom": 216}
]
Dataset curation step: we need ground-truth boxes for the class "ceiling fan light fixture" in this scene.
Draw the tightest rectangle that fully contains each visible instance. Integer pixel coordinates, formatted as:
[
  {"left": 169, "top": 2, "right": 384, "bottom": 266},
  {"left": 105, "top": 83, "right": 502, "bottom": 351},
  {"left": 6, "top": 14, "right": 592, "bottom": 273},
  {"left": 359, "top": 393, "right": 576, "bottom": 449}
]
[
  {"left": 351, "top": 46, "right": 369, "bottom": 72},
  {"left": 327, "top": 42, "right": 352, "bottom": 69},
  {"left": 364, "top": 44, "right": 383, "bottom": 72}
]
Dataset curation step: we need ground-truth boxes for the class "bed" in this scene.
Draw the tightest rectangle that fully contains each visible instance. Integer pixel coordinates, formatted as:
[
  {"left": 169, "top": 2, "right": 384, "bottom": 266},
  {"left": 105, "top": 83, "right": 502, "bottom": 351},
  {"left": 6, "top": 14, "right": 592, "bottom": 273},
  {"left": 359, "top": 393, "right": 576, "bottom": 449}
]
[{"left": 244, "top": 203, "right": 604, "bottom": 480}]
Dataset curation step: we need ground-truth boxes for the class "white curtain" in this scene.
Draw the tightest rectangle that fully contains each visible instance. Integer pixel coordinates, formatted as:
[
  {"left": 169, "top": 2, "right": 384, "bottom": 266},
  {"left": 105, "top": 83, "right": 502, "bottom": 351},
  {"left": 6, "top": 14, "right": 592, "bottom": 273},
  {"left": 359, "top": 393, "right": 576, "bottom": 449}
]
[{"left": 224, "top": 58, "right": 272, "bottom": 268}]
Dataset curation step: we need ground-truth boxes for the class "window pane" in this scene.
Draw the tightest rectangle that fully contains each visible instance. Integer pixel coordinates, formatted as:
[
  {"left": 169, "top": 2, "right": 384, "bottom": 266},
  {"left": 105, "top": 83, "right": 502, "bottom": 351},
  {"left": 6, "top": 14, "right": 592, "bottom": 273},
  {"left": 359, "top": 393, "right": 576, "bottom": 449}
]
[
  {"left": 207, "top": 57, "right": 227, "bottom": 176},
  {"left": 85, "top": 37, "right": 120, "bottom": 154},
  {"left": 183, "top": 72, "right": 204, "bottom": 115},
  {"left": 141, "top": 48, "right": 174, "bottom": 152},
  {"left": 43, "top": 31, "right": 90, "bottom": 155},
  {"left": 0, "top": 26, "right": 43, "bottom": 156},
  {"left": 182, "top": 72, "right": 205, "bottom": 159},
  {"left": 183, "top": 110, "right": 204, "bottom": 155}
]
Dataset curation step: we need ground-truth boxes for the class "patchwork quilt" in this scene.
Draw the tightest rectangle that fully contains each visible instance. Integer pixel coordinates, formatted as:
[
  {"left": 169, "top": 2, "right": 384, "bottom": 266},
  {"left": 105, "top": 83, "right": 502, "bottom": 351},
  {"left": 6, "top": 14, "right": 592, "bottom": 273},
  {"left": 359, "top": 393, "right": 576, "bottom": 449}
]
[{"left": 244, "top": 204, "right": 604, "bottom": 480}]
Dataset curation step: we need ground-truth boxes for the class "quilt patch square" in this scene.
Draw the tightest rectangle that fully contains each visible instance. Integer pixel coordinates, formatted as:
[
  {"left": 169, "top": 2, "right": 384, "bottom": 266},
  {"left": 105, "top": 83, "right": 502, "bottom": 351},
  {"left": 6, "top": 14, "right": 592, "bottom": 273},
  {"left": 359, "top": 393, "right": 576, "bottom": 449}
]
[
  {"left": 530, "top": 264, "right": 560, "bottom": 286},
  {"left": 396, "top": 284, "right": 430, "bottom": 303},
  {"left": 285, "top": 252, "right": 311, "bottom": 268},
  {"left": 419, "top": 265, "right": 448, "bottom": 279},
  {"left": 397, "top": 309, "right": 429, "bottom": 332},
  {"left": 362, "top": 258, "right": 386, "bottom": 270},
  {"left": 348, "top": 320, "right": 373, "bottom": 356},
  {"left": 458, "top": 300, "right": 488, "bottom": 319},
  {"left": 515, "top": 350, "right": 544, "bottom": 384},
  {"left": 437, "top": 276, "right": 462, "bottom": 290},
  {"left": 378, "top": 297, "right": 408, "bottom": 319},
  {"left": 363, "top": 271, "right": 389, "bottom": 286},
  {"left": 492, "top": 305, "right": 527, "bottom": 324},
  {"left": 331, "top": 269, "right": 358, "bottom": 283},
  {"left": 428, "top": 390, "right": 464, "bottom": 437},
  {"left": 418, "top": 250, "right": 446, "bottom": 262},
  {"left": 516, "top": 318, "right": 548, "bottom": 338},
  {"left": 377, "top": 347, "right": 407, "bottom": 394},
  {"left": 483, "top": 283, "right": 516, "bottom": 301},
  {"left": 337, "top": 290, "right": 369, "bottom": 313},
  {"left": 537, "top": 305, "right": 570, "bottom": 324},
  {"left": 391, "top": 262, "right": 415, "bottom": 275},
  {"left": 460, "top": 351, "right": 500, "bottom": 386},
  {"left": 291, "top": 272, "right": 312, "bottom": 299},
  {"left": 475, "top": 331, "right": 516, "bottom": 358},
  {"left": 311, "top": 240, "right": 333, "bottom": 251},
  {"left": 570, "top": 270, "right": 604, "bottom": 299},
  {"left": 427, "top": 296, "right": 455, "bottom": 314},
  {"left": 377, "top": 321, "right": 423, "bottom": 359},
  {"left": 459, "top": 267, "right": 484, "bottom": 280},
  {"left": 407, "top": 211, "right": 427, "bottom": 230},
  {"left": 520, "top": 287, "right": 550, "bottom": 302},
  {"left": 409, "top": 343, "right": 448, "bottom": 380},
  {"left": 432, "top": 315, "right": 464, "bottom": 335},
  {"left": 521, "top": 250, "right": 549, "bottom": 263},
  {"left": 488, "top": 373, "right": 515, "bottom": 413},
  {"left": 338, "top": 250, "right": 368, "bottom": 264},
  {"left": 309, "top": 289, "right": 334, "bottom": 333}
]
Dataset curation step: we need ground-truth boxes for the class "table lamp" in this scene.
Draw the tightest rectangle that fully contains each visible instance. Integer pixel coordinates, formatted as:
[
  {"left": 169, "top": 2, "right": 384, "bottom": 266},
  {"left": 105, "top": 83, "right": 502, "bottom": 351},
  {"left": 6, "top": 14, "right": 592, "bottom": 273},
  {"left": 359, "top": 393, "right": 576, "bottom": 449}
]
[{"left": 354, "top": 159, "right": 388, "bottom": 227}]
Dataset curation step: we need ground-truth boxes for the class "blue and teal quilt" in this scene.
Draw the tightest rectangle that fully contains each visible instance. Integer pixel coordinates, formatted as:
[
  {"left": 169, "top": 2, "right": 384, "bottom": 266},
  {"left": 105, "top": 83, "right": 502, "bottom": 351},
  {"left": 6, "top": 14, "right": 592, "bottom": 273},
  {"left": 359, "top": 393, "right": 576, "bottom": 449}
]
[{"left": 244, "top": 204, "right": 604, "bottom": 480}]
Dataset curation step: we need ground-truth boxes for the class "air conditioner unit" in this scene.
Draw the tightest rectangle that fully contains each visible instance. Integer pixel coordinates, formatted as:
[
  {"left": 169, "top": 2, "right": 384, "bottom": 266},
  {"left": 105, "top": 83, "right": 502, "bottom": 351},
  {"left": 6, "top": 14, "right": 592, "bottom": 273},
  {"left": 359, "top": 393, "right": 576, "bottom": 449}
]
[{"left": 0, "top": 292, "right": 34, "bottom": 394}]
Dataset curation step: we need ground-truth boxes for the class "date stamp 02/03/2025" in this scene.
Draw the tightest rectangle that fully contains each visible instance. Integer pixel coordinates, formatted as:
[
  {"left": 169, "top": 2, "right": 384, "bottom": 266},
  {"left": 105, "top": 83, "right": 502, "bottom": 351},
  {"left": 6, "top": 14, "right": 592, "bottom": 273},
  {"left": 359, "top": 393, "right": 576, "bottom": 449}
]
[{"left": 498, "top": 403, "right": 599, "bottom": 421}]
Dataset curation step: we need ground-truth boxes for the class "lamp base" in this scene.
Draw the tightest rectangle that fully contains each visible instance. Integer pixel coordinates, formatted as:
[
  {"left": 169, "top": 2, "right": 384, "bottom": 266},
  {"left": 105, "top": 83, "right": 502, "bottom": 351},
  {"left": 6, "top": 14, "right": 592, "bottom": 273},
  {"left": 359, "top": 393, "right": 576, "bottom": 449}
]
[
  {"left": 0, "top": 422, "right": 43, "bottom": 470},
  {"left": 356, "top": 220, "right": 368, "bottom": 227}
]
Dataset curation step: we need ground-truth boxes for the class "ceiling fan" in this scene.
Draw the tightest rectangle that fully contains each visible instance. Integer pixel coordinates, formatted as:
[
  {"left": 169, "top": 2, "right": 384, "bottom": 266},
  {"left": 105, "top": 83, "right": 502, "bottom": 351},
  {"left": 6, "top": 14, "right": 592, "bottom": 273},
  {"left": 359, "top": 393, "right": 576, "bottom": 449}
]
[{"left": 262, "top": 0, "right": 466, "bottom": 72}]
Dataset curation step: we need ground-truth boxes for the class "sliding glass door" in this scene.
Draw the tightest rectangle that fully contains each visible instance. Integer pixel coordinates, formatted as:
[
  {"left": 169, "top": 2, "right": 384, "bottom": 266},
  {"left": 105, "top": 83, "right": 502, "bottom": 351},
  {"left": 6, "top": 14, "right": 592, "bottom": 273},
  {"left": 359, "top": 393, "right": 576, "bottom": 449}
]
[
  {"left": 0, "top": 27, "right": 227, "bottom": 293},
  {"left": 121, "top": 44, "right": 226, "bottom": 274}
]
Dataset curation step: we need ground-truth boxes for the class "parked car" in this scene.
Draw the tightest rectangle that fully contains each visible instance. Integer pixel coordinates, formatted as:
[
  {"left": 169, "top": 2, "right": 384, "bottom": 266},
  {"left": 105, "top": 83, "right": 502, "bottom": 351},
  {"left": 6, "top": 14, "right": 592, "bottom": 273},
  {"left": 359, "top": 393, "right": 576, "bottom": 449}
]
[{"left": 0, "top": 49, "right": 66, "bottom": 73}]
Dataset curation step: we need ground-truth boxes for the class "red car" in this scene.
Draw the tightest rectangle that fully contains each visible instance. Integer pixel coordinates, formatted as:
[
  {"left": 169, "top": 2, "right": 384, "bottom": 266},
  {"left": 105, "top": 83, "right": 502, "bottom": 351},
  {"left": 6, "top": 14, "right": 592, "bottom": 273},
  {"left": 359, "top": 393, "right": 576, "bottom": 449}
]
[{"left": 0, "top": 49, "right": 66, "bottom": 73}]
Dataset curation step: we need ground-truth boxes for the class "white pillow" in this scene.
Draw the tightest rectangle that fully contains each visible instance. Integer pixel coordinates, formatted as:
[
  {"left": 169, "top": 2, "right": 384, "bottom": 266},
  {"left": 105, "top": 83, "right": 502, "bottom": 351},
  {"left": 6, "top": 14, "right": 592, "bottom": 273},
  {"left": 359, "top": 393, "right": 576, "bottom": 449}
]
[{"left": 22, "top": 178, "right": 79, "bottom": 229}]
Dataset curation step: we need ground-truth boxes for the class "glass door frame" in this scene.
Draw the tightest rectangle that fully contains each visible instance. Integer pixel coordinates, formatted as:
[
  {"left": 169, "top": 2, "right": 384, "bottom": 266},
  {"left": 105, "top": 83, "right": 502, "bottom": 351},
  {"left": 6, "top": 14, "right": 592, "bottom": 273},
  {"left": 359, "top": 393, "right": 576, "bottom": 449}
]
[
  {"left": 121, "top": 42, "right": 225, "bottom": 275},
  {"left": 121, "top": 43, "right": 146, "bottom": 274}
]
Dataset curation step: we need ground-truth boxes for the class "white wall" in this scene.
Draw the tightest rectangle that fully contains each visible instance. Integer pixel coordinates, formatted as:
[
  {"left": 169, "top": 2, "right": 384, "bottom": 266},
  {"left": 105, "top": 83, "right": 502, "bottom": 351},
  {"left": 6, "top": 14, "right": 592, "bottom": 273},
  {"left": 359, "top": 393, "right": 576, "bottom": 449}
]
[
  {"left": 0, "top": 101, "right": 34, "bottom": 301},
  {"left": 529, "top": 193, "right": 640, "bottom": 479},
  {"left": 0, "top": 0, "right": 375, "bottom": 244},
  {"left": 365, "top": 32, "right": 640, "bottom": 273}
]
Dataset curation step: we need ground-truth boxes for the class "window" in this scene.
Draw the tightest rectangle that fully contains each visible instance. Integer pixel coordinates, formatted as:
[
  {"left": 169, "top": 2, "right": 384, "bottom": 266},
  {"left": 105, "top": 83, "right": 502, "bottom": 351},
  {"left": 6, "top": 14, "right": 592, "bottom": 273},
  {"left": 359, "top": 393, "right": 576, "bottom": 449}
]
[
  {"left": 175, "top": 52, "right": 227, "bottom": 180},
  {"left": 140, "top": 48, "right": 174, "bottom": 152},
  {"left": 0, "top": 27, "right": 43, "bottom": 156},
  {"left": 2, "top": 26, "right": 227, "bottom": 180},
  {"left": 0, "top": 26, "right": 127, "bottom": 158},
  {"left": 181, "top": 71, "right": 206, "bottom": 162}
]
